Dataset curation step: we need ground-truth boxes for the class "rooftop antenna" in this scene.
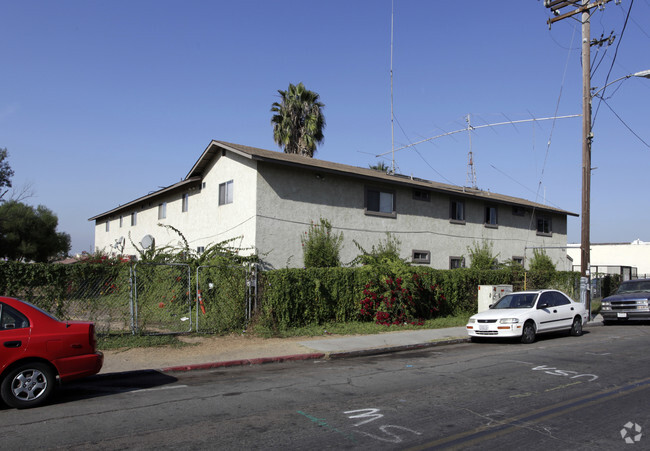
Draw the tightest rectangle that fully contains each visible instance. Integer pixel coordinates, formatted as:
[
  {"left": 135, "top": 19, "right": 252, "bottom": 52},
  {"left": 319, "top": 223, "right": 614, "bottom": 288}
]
[
  {"left": 466, "top": 114, "right": 477, "bottom": 188},
  {"left": 390, "top": 0, "right": 395, "bottom": 175}
]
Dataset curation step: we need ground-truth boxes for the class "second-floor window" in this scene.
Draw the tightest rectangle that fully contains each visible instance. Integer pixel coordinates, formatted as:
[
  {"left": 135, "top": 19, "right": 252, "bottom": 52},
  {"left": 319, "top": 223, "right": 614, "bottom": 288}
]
[
  {"left": 131, "top": 211, "right": 137, "bottom": 226},
  {"left": 365, "top": 187, "right": 395, "bottom": 217},
  {"left": 450, "top": 199, "right": 465, "bottom": 222},
  {"left": 219, "top": 180, "right": 233, "bottom": 205},
  {"left": 182, "top": 193, "right": 189, "bottom": 213},
  {"left": 537, "top": 216, "right": 552, "bottom": 236},
  {"left": 485, "top": 206, "right": 498, "bottom": 226},
  {"left": 158, "top": 202, "right": 167, "bottom": 220}
]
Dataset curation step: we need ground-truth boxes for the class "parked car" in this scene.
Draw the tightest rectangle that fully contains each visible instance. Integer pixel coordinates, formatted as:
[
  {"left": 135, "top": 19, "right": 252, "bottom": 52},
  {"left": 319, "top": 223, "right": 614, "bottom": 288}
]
[
  {"left": 600, "top": 278, "right": 650, "bottom": 324},
  {"left": 0, "top": 296, "right": 103, "bottom": 409},
  {"left": 466, "top": 289, "right": 587, "bottom": 344}
]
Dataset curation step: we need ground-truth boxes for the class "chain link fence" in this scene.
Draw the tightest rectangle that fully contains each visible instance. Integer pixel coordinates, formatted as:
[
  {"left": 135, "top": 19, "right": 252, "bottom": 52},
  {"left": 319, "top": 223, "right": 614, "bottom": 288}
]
[
  {"left": 1, "top": 262, "right": 257, "bottom": 335},
  {"left": 132, "top": 262, "right": 192, "bottom": 334},
  {"left": 195, "top": 263, "right": 257, "bottom": 333},
  {"left": 60, "top": 265, "right": 133, "bottom": 334}
]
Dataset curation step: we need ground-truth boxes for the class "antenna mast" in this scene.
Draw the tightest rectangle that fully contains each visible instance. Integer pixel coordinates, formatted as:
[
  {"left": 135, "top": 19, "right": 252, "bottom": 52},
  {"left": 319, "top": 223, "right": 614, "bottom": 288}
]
[
  {"left": 390, "top": 0, "right": 395, "bottom": 174},
  {"left": 466, "top": 114, "right": 477, "bottom": 188}
]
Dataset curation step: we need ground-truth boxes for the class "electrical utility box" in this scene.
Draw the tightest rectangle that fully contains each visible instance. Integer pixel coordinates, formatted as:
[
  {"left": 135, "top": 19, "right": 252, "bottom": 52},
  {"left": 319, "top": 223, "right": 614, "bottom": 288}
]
[{"left": 478, "top": 285, "right": 513, "bottom": 313}]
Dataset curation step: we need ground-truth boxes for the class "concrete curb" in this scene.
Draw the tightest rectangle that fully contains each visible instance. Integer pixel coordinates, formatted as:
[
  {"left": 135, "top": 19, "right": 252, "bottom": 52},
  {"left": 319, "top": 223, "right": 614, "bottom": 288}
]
[
  {"left": 327, "top": 337, "right": 470, "bottom": 360},
  {"left": 161, "top": 353, "right": 326, "bottom": 372},
  {"left": 160, "top": 338, "right": 470, "bottom": 373}
]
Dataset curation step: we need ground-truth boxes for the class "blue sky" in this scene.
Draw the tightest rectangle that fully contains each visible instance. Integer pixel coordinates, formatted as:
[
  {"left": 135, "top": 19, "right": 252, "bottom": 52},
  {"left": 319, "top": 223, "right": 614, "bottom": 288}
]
[{"left": 2, "top": 0, "right": 649, "bottom": 255}]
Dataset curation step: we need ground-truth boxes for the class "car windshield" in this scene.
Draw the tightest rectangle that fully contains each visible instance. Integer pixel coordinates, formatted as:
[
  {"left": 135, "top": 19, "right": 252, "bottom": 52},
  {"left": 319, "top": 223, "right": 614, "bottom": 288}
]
[
  {"left": 617, "top": 281, "right": 650, "bottom": 294},
  {"left": 492, "top": 293, "right": 537, "bottom": 309}
]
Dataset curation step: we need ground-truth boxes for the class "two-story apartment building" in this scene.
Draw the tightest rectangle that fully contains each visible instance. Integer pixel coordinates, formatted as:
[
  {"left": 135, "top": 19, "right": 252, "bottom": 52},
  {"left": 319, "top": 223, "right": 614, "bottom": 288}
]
[{"left": 89, "top": 140, "right": 577, "bottom": 269}]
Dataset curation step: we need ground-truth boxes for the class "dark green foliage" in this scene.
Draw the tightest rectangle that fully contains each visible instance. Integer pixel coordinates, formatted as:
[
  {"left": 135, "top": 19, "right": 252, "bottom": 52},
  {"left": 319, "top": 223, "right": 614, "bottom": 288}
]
[
  {"left": 528, "top": 249, "right": 556, "bottom": 288},
  {"left": 254, "top": 265, "right": 580, "bottom": 331},
  {"left": 467, "top": 241, "right": 499, "bottom": 270},
  {"left": 0, "top": 201, "right": 71, "bottom": 262},
  {"left": 301, "top": 218, "right": 343, "bottom": 268},
  {"left": 271, "top": 82, "right": 325, "bottom": 157},
  {"left": 351, "top": 232, "right": 406, "bottom": 268},
  {"left": 0, "top": 147, "right": 14, "bottom": 197}
]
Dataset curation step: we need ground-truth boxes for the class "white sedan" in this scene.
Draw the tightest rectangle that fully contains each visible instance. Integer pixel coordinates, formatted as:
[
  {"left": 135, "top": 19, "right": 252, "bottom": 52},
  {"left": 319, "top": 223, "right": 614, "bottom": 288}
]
[{"left": 466, "top": 289, "right": 587, "bottom": 344}]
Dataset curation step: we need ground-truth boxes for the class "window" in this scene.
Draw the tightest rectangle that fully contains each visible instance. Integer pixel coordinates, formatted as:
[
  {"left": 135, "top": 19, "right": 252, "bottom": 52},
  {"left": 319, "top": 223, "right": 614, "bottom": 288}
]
[
  {"left": 412, "top": 250, "right": 431, "bottom": 264},
  {"left": 219, "top": 180, "right": 233, "bottom": 205},
  {"left": 450, "top": 199, "right": 465, "bottom": 223},
  {"left": 182, "top": 193, "right": 189, "bottom": 213},
  {"left": 512, "top": 256, "right": 524, "bottom": 267},
  {"left": 105, "top": 220, "right": 110, "bottom": 232},
  {"left": 365, "top": 187, "right": 396, "bottom": 217},
  {"left": 450, "top": 257, "right": 465, "bottom": 269},
  {"left": 484, "top": 206, "right": 498, "bottom": 227},
  {"left": 413, "top": 189, "right": 431, "bottom": 202},
  {"left": 537, "top": 216, "right": 552, "bottom": 236},
  {"left": 119, "top": 215, "right": 123, "bottom": 228},
  {"left": 1, "top": 304, "right": 29, "bottom": 330},
  {"left": 158, "top": 202, "right": 167, "bottom": 219},
  {"left": 131, "top": 211, "right": 137, "bottom": 226},
  {"left": 196, "top": 246, "right": 205, "bottom": 254}
]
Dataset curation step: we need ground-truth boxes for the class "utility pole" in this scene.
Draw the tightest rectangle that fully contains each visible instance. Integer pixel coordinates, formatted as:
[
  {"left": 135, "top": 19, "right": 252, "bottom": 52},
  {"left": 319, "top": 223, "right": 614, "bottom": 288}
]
[{"left": 545, "top": 0, "right": 613, "bottom": 318}]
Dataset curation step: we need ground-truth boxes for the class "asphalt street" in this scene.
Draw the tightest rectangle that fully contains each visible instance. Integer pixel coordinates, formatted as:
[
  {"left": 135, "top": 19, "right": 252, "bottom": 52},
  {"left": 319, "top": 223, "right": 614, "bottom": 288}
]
[{"left": 1, "top": 323, "right": 648, "bottom": 450}]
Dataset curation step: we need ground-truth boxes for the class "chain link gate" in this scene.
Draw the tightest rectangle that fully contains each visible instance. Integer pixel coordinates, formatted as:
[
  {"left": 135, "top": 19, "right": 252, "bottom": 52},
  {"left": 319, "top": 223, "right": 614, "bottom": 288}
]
[
  {"left": 195, "top": 263, "right": 258, "bottom": 333},
  {"left": 62, "top": 265, "right": 133, "bottom": 334},
  {"left": 132, "top": 262, "right": 192, "bottom": 334}
]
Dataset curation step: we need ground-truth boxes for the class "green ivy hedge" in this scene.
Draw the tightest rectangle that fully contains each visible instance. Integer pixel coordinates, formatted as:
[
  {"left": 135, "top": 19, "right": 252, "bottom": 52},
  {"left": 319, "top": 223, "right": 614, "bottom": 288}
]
[
  {"left": 2, "top": 261, "right": 585, "bottom": 332},
  {"left": 256, "top": 266, "right": 583, "bottom": 330}
]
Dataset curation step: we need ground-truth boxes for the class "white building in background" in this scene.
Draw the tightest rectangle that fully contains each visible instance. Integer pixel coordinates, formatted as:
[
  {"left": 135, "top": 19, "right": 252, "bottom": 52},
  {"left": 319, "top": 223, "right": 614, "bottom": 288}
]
[
  {"left": 90, "top": 140, "right": 577, "bottom": 270},
  {"left": 567, "top": 240, "right": 650, "bottom": 278}
]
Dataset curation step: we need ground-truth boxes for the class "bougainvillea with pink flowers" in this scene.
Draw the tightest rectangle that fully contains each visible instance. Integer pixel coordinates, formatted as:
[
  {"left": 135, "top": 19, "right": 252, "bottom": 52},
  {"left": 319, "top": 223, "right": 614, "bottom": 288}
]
[{"left": 359, "top": 273, "right": 445, "bottom": 326}]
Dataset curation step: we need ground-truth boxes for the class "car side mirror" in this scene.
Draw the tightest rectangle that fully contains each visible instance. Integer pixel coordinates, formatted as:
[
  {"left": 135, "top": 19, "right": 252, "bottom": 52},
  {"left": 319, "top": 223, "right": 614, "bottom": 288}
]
[
  {"left": 537, "top": 303, "right": 549, "bottom": 310},
  {"left": 488, "top": 304, "right": 494, "bottom": 309}
]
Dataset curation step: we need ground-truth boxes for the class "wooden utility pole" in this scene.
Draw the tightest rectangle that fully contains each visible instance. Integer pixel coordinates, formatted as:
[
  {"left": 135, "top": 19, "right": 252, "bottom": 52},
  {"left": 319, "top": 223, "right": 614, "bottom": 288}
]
[{"left": 545, "top": 0, "right": 613, "bottom": 318}]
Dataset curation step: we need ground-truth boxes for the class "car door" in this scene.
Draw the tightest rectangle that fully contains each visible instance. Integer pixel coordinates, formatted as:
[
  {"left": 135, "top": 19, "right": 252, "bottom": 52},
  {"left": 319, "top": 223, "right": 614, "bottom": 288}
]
[
  {"left": 0, "top": 303, "right": 31, "bottom": 370},
  {"left": 532, "top": 291, "right": 563, "bottom": 332},
  {"left": 551, "top": 291, "right": 577, "bottom": 330}
]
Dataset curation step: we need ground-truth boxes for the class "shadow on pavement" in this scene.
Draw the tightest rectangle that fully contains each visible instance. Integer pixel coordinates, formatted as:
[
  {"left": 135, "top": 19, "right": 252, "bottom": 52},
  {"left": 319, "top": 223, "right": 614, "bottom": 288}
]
[{"left": 51, "top": 370, "right": 179, "bottom": 406}]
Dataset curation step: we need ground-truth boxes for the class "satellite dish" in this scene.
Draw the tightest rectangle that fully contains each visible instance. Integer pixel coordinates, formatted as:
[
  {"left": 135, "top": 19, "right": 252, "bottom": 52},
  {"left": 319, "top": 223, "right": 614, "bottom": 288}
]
[{"left": 140, "top": 234, "right": 154, "bottom": 249}]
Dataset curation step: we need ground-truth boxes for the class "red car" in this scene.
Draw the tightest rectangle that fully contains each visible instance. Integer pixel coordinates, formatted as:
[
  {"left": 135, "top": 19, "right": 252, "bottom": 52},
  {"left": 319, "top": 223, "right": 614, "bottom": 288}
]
[{"left": 1, "top": 296, "right": 103, "bottom": 408}]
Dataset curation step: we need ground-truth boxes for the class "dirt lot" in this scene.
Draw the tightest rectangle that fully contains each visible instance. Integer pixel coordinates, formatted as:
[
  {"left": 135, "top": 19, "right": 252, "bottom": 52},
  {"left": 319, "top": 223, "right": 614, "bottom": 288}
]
[{"left": 100, "top": 334, "right": 324, "bottom": 373}]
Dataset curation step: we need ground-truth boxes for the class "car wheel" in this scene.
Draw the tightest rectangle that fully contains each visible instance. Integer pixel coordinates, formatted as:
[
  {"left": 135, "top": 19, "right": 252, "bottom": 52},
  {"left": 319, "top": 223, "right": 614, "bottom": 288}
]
[
  {"left": 520, "top": 321, "right": 536, "bottom": 344},
  {"left": 570, "top": 316, "right": 583, "bottom": 336},
  {"left": 0, "top": 362, "right": 55, "bottom": 409}
]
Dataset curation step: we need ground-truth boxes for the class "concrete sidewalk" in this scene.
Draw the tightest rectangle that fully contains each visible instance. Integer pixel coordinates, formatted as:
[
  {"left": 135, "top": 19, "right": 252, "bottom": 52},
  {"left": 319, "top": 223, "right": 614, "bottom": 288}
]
[{"left": 99, "top": 316, "right": 604, "bottom": 376}]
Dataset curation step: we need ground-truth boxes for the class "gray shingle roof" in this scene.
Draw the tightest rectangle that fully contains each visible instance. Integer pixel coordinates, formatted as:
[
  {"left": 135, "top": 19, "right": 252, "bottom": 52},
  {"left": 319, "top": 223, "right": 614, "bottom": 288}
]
[{"left": 90, "top": 140, "right": 577, "bottom": 221}]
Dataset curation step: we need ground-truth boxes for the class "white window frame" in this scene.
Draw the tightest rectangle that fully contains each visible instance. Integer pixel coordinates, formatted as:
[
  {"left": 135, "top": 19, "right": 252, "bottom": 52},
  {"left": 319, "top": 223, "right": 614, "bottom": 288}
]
[
  {"left": 131, "top": 211, "right": 137, "bottom": 226},
  {"left": 158, "top": 202, "right": 167, "bottom": 220},
  {"left": 219, "top": 180, "right": 234, "bottom": 205},
  {"left": 182, "top": 193, "right": 189, "bottom": 213}
]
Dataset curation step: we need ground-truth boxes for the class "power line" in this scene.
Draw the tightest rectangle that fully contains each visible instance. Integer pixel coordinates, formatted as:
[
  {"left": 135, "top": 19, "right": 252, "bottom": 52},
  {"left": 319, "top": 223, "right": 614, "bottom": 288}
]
[{"left": 599, "top": 98, "right": 650, "bottom": 148}]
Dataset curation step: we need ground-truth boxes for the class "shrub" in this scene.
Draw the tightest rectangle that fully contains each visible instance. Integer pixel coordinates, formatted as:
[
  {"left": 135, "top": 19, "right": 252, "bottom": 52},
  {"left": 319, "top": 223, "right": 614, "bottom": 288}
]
[{"left": 301, "top": 218, "right": 344, "bottom": 268}]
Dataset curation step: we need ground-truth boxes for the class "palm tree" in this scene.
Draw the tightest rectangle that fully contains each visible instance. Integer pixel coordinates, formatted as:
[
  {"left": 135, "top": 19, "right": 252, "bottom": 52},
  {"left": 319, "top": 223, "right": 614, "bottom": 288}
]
[
  {"left": 369, "top": 161, "right": 390, "bottom": 173},
  {"left": 271, "top": 82, "right": 325, "bottom": 157}
]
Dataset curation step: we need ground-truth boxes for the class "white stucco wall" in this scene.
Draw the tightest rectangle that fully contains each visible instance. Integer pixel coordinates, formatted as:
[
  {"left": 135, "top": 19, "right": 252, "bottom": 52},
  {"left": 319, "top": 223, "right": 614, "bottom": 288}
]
[
  {"left": 566, "top": 241, "right": 650, "bottom": 276},
  {"left": 93, "top": 150, "right": 258, "bottom": 257}
]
